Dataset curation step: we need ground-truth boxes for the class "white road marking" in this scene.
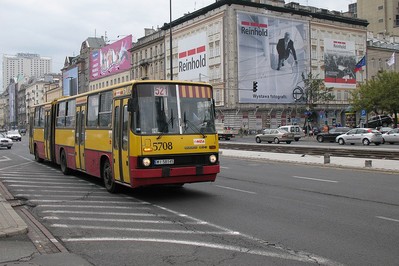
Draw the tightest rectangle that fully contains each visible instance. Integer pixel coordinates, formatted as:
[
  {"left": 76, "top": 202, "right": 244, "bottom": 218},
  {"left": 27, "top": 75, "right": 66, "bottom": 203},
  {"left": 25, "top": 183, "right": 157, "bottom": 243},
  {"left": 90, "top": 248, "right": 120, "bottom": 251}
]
[
  {"left": 0, "top": 156, "right": 11, "bottom": 162},
  {"left": 15, "top": 194, "right": 121, "bottom": 199},
  {"left": 13, "top": 189, "right": 108, "bottom": 193},
  {"left": 54, "top": 225, "right": 239, "bottom": 235},
  {"left": 0, "top": 161, "right": 33, "bottom": 170},
  {"left": 220, "top": 166, "right": 229, "bottom": 169},
  {"left": 37, "top": 204, "right": 150, "bottom": 210},
  {"left": 376, "top": 216, "right": 399, "bottom": 223},
  {"left": 292, "top": 176, "right": 338, "bottom": 183},
  {"left": 41, "top": 210, "right": 161, "bottom": 217},
  {"left": 215, "top": 185, "right": 256, "bottom": 194},
  {"left": 9, "top": 185, "right": 101, "bottom": 189},
  {"left": 29, "top": 199, "right": 148, "bottom": 204},
  {"left": 3, "top": 180, "right": 88, "bottom": 185},
  {"left": 43, "top": 216, "right": 175, "bottom": 224},
  {"left": 60, "top": 237, "right": 329, "bottom": 264},
  {"left": 0, "top": 177, "right": 84, "bottom": 182}
]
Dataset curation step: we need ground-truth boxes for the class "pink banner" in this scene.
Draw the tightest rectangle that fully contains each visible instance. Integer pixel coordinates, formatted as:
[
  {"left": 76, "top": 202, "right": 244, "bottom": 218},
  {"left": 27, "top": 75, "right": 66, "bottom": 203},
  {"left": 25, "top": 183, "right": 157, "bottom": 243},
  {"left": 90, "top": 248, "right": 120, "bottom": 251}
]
[{"left": 90, "top": 35, "right": 132, "bottom": 81}]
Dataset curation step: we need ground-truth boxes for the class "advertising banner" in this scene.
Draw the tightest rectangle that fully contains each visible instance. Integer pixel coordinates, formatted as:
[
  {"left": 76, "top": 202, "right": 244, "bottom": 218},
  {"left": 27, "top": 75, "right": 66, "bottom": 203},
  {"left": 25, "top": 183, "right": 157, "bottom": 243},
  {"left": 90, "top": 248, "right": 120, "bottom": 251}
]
[
  {"left": 237, "top": 12, "right": 309, "bottom": 103},
  {"left": 90, "top": 35, "right": 132, "bottom": 81},
  {"left": 62, "top": 67, "right": 78, "bottom": 96},
  {"left": 324, "top": 38, "right": 356, "bottom": 88},
  {"left": 177, "top": 31, "right": 208, "bottom": 82}
]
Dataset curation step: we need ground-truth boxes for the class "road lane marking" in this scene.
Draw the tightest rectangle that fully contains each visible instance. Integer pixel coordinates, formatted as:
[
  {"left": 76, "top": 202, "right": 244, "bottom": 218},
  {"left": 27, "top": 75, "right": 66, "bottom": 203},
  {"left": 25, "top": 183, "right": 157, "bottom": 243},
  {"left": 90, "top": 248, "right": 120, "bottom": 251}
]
[
  {"left": 215, "top": 185, "right": 257, "bottom": 194},
  {"left": 8, "top": 185, "right": 102, "bottom": 189},
  {"left": 13, "top": 189, "right": 108, "bottom": 193},
  {"left": 292, "top": 176, "right": 338, "bottom": 183},
  {"left": 41, "top": 210, "right": 161, "bottom": 216},
  {"left": 55, "top": 225, "right": 238, "bottom": 235},
  {"left": 43, "top": 216, "right": 175, "bottom": 224},
  {"left": 37, "top": 204, "right": 150, "bottom": 210},
  {"left": 220, "top": 166, "right": 229, "bottom": 169},
  {"left": 61, "top": 237, "right": 331, "bottom": 264},
  {"left": 0, "top": 156, "right": 11, "bottom": 162},
  {"left": 0, "top": 161, "right": 33, "bottom": 171},
  {"left": 28, "top": 199, "right": 149, "bottom": 204},
  {"left": 376, "top": 216, "right": 399, "bottom": 223}
]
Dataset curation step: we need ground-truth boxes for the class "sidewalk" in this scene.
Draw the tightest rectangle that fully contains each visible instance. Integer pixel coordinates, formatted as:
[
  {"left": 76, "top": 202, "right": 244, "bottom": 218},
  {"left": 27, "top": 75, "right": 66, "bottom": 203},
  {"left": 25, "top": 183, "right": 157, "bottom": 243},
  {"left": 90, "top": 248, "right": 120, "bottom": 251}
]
[
  {"left": 1, "top": 149, "right": 398, "bottom": 265},
  {"left": 221, "top": 149, "right": 399, "bottom": 172},
  {"left": 0, "top": 182, "right": 92, "bottom": 266}
]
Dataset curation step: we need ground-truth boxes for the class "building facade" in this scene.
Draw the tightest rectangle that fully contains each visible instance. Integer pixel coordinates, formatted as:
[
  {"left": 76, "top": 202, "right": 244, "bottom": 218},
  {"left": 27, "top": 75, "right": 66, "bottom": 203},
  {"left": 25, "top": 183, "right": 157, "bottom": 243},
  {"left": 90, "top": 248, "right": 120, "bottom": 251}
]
[
  {"left": 157, "top": 0, "right": 368, "bottom": 131},
  {"left": 2, "top": 53, "right": 52, "bottom": 93},
  {"left": 62, "top": 37, "right": 106, "bottom": 96},
  {"left": 131, "top": 28, "right": 165, "bottom": 80},
  {"left": 356, "top": 0, "right": 399, "bottom": 36}
]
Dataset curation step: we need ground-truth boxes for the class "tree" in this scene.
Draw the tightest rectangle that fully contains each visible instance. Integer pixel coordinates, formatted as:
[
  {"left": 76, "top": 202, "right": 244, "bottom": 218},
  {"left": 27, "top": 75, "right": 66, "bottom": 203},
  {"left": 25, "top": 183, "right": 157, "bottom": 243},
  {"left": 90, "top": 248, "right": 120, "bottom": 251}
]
[
  {"left": 351, "top": 71, "right": 399, "bottom": 128},
  {"left": 301, "top": 72, "right": 335, "bottom": 130}
]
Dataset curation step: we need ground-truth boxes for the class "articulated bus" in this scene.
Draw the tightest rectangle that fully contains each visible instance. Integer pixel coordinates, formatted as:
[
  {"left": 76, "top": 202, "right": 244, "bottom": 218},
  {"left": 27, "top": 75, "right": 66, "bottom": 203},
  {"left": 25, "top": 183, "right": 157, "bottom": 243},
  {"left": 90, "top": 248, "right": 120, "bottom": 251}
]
[{"left": 29, "top": 80, "right": 220, "bottom": 192}]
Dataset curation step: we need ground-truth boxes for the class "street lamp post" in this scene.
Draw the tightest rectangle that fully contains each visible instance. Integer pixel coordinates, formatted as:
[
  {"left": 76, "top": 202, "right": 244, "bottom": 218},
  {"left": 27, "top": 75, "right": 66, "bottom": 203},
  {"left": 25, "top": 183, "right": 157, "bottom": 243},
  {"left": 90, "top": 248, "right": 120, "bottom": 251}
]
[{"left": 169, "top": 0, "right": 173, "bottom": 80}]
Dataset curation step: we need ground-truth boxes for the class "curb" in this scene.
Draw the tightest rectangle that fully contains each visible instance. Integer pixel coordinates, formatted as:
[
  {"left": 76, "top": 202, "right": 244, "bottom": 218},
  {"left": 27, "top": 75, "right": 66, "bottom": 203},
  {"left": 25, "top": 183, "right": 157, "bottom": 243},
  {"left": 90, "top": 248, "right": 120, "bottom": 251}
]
[
  {"left": 0, "top": 199, "right": 28, "bottom": 238},
  {"left": 0, "top": 181, "right": 28, "bottom": 238}
]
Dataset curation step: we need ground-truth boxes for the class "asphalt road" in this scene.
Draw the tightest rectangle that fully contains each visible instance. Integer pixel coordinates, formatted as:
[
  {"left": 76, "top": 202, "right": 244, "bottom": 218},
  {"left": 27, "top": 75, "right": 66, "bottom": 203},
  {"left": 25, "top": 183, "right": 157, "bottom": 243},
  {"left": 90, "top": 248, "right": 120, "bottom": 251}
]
[{"left": 1, "top": 136, "right": 398, "bottom": 265}]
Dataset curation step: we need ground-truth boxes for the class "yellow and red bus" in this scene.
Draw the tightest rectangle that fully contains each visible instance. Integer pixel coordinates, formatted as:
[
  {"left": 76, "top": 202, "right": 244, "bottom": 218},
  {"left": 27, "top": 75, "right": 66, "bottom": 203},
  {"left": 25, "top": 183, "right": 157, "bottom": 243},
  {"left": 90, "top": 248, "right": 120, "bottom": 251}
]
[{"left": 29, "top": 80, "right": 219, "bottom": 192}]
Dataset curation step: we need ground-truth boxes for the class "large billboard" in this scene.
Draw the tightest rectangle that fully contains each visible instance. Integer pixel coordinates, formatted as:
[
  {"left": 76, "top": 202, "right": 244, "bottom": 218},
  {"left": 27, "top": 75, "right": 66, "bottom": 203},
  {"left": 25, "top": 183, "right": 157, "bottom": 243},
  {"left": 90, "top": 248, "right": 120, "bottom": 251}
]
[
  {"left": 90, "top": 35, "right": 132, "bottom": 81},
  {"left": 237, "top": 12, "right": 309, "bottom": 103},
  {"left": 63, "top": 67, "right": 78, "bottom": 96},
  {"left": 324, "top": 39, "right": 356, "bottom": 88},
  {"left": 177, "top": 31, "right": 208, "bottom": 82}
]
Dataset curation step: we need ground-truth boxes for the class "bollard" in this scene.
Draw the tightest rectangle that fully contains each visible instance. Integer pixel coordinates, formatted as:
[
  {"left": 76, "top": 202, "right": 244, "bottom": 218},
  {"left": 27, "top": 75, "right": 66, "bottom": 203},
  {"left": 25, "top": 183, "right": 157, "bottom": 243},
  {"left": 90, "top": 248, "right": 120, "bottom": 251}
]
[
  {"left": 365, "top": 160, "right": 372, "bottom": 167},
  {"left": 324, "top": 154, "right": 330, "bottom": 164}
]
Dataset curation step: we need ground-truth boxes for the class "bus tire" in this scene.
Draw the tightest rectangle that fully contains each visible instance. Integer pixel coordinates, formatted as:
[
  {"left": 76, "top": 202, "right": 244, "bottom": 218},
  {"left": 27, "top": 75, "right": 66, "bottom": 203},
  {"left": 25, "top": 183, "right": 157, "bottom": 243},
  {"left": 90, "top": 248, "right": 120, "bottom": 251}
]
[
  {"left": 34, "top": 145, "right": 43, "bottom": 163},
  {"left": 60, "top": 150, "right": 71, "bottom": 175},
  {"left": 102, "top": 159, "right": 118, "bottom": 193}
]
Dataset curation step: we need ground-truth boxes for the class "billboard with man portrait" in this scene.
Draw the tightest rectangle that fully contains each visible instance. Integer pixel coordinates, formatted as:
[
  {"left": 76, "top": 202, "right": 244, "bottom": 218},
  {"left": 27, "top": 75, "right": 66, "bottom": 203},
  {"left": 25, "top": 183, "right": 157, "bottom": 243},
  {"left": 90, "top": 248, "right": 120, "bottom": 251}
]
[{"left": 237, "top": 12, "right": 309, "bottom": 103}]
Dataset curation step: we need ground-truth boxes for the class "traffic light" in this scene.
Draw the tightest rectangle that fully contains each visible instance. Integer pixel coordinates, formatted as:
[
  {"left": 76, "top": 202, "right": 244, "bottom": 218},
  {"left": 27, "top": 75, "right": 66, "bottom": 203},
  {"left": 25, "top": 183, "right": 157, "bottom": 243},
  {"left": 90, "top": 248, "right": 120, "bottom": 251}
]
[{"left": 252, "top": 81, "right": 258, "bottom": 92}]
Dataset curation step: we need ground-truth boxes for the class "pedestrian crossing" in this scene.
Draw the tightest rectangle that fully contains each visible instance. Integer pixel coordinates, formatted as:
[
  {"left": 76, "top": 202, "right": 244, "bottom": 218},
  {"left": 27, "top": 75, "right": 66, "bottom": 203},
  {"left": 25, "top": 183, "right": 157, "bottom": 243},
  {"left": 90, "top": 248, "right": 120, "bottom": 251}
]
[{"left": 0, "top": 162, "right": 334, "bottom": 264}]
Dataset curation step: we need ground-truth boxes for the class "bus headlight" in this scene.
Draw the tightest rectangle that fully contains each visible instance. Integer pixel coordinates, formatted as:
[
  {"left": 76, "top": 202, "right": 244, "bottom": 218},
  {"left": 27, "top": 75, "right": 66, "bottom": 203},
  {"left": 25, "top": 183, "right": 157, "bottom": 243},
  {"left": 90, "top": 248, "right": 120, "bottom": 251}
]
[
  {"left": 209, "top": 154, "right": 217, "bottom": 164},
  {"left": 142, "top": 158, "right": 151, "bottom": 167}
]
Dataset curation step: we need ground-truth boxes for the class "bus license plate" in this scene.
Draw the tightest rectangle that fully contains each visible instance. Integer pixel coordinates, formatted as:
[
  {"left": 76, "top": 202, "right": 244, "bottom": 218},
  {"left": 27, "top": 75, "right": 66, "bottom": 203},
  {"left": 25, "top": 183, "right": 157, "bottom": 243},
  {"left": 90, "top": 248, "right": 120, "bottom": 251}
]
[{"left": 154, "top": 159, "right": 174, "bottom": 165}]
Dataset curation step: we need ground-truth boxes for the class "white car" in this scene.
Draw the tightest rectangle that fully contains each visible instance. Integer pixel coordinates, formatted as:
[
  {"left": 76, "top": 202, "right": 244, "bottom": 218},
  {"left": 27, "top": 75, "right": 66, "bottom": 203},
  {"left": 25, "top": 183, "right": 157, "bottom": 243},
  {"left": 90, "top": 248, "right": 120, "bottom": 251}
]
[
  {"left": 382, "top": 128, "right": 399, "bottom": 144},
  {"left": 0, "top": 133, "right": 13, "bottom": 149},
  {"left": 336, "top": 128, "right": 383, "bottom": 145},
  {"left": 6, "top": 130, "right": 22, "bottom": 141}
]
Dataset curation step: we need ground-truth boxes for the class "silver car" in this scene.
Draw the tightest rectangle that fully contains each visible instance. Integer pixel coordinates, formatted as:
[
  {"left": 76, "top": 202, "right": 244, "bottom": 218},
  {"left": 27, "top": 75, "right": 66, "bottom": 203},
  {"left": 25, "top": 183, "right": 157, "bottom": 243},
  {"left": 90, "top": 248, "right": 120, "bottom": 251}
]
[
  {"left": 0, "top": 133, "right": 13, "bottom": 149},
  {"left": 382, "top": 128, "right": 399, "bottom": 144},
  {"left": 336, "top": 128, "right": 383, "bottom": 146},
  {"left": 255, "top": 128, "right": 295, "bottom": 144}
]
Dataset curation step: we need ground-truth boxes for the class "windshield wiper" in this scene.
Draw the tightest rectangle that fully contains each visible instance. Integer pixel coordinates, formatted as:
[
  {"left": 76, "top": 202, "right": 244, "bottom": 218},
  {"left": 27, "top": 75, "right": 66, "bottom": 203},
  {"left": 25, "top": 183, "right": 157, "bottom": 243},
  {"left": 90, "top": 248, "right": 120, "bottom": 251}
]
[
  {"left": 157, "top": 110, "right": 174, "bottom": 140},
  {"left": 183, "top": 112, "right": 206, "bottom": 138}
]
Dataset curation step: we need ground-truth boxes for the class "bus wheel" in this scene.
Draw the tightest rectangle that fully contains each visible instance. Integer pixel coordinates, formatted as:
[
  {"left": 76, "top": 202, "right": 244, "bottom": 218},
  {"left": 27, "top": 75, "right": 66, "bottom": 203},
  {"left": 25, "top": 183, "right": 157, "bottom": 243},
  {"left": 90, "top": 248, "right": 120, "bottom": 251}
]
[
  {"left": 60, "top": 150, "right": 71, "bottom": 175},
  {"left": 34, "top": 146, "right": 43, "bottom": 163},
  {"left": 102, "top": 159, "right": 118, "bottom": 193}
]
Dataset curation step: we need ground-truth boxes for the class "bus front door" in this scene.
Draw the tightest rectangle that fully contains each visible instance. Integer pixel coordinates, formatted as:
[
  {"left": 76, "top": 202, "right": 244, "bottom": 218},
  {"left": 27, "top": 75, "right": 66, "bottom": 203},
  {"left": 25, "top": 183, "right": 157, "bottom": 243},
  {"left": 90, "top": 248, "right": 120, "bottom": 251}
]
[
  {"left": 112, "top": 99, "right": 130, "bottom": 184},
  {"left": 75, "top": 106, "right": 86, "bottom": 171},
  {"left": 44, "top": 110, "right": 51, "bottom": 160}
]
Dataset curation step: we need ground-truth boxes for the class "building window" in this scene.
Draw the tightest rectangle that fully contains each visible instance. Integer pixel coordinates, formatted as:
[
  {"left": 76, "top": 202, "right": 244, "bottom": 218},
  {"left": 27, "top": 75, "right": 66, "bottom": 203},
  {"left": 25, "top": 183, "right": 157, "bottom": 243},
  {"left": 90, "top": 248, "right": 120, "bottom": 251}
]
[
  {"left": 215, "top": 40, "right": 220, "bottom": 57},
  {"left": 378, "top": 5, "right": 383, "bottom": 10},
  {"left": 379, "top": 18, "right": 384, "bottom": 23}
]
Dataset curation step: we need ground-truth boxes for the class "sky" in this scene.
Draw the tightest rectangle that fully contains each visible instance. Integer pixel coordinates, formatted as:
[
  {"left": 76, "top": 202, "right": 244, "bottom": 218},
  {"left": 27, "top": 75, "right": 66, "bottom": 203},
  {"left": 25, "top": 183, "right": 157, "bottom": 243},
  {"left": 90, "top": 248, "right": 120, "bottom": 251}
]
[{"left": 0, "top": 0, "right": 354, "bottom": 89}]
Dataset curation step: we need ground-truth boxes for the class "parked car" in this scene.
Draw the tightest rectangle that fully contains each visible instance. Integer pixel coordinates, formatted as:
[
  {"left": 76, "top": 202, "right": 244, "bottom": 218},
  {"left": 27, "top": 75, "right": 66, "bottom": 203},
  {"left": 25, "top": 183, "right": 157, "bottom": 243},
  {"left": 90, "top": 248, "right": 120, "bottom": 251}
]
[
  {"left": 278, "top": 125, "right": 303, "bottom": 141},
  {"left": 336, "top": 128, "right": 383, "bottom": 145},
  {"left": 366, "top": 115, "right": 393, "bottom": 128},
  {"left": 255, "top": 128, "right": 295, "bottom": 144},
  {"left": 316, "top": 127, "right": 351, "bottom": 143},
  {"left": 0, "top": 133, "right": 13, "bottom": 149},
  {"left": 382, "top": 128, "right": 399, "bottom": 144},
  {"left": 6, "top": 130, "right": 22, "bottom": 141}
]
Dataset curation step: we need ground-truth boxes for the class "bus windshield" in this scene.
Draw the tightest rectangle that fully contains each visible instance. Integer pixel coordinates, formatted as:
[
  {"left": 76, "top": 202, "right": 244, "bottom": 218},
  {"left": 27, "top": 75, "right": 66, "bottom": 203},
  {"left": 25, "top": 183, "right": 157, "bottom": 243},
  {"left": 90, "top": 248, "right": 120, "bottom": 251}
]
[{"left": 133, "top": 83, "right": 216, "bottom": 135}]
